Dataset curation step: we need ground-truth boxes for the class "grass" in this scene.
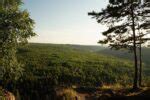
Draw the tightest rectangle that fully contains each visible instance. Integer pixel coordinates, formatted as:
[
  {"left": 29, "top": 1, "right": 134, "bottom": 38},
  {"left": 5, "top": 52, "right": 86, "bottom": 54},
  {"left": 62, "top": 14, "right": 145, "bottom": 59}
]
[
  {"left": 56, "top": 88, "right": 80, "bottom": 100},
  {"left": 100, "top": 83, "right": 125, "bottom": 90},
  {"left": 96, "top": 87, "right": 150, "bottom": 99},
  {"left": 54, "top": 86, "right": 150, "bottom": 100}
]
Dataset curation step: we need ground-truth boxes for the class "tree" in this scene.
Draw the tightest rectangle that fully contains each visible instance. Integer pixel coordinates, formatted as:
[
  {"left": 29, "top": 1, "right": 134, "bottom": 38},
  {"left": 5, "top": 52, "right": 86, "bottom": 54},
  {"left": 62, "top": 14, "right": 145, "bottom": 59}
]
[
  {"left": 137, "top": 21, "right": 150, "bottom": 87},
  {"left": 0, "top": 0, "right": 36, "bottom": 87},
  {"left": 88, "top": 0, "right": 150, "bottom": 89},
  {"left": 137, "top": 25, "right": 143, "bottom": 87}
]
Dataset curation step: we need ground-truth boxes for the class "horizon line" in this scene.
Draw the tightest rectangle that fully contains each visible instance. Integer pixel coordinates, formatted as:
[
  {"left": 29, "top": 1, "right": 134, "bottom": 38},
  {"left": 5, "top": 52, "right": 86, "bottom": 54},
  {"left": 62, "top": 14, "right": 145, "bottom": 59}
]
[{"left": 28, "top": 42, "right": 105, "bottom": 46}]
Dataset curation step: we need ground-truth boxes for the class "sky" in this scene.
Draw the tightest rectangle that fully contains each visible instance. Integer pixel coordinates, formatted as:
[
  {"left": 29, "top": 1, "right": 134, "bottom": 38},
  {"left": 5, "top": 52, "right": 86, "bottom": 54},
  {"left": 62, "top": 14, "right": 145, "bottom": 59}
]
[{"left": 22, "top": 0, "right": 108, "bottom": 45}]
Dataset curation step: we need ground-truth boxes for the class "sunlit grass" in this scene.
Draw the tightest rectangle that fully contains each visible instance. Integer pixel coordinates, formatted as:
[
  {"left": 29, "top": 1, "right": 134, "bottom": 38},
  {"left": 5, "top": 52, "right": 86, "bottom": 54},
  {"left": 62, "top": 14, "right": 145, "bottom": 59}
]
[
  {"left": 57, "top": 88, "right": 80, "bottom": 100},
  {"left": 100, "top": 83, "right": 130, "bottom": 90}
]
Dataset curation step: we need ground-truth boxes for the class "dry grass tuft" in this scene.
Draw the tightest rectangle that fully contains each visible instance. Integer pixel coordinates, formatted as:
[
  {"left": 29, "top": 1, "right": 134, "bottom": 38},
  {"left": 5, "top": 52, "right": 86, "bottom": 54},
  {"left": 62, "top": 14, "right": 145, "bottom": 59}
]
[{"left": 56, "top": 88, "right": 81, "bottom": 100}]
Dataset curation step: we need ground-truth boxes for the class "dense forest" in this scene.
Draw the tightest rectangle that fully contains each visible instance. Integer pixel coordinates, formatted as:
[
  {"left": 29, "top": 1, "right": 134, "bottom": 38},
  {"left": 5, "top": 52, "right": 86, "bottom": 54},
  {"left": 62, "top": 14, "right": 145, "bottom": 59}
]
[{"left": 6, "top": 43, "right": 147, "bottom": 99}]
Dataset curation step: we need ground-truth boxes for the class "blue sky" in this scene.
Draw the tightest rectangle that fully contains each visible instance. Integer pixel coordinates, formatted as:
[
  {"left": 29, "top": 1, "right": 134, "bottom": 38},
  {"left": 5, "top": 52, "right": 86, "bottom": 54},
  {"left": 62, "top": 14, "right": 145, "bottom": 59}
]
[{"left": 22, "top": 0, "right": 108, "bottom": 45}]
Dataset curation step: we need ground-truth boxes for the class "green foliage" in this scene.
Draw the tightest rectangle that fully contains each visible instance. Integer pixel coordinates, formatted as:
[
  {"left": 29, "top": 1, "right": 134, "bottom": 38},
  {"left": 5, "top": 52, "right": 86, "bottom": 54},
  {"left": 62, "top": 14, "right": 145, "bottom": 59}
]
[
  {"left": 17, "top": 43, "right": 134, "bottom": 86},
  {"left": 88, "top": 0, "right": 150, "bottom": 50},
  {"left": 0, "top": 0, "right": 35, "bottom": 87}
]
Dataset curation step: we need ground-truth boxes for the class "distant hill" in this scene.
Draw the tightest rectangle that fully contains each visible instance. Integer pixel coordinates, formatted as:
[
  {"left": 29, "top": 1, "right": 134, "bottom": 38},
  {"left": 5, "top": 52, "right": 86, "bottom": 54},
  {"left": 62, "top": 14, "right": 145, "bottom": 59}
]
[
  {"left": 66, "top": 44, "right": 106, "bottom": 52},
  {"left": 67, "top": 44, "right": 150, "bottom": 77},
  {"left": 27, "top": 43, "right": 150, "bottom": 69},
  {"left": 98, "top": 48, "right": 150, "bottom": 66},
  {"left": 66, "top": 44, "right": 150, "bottom": 66}
]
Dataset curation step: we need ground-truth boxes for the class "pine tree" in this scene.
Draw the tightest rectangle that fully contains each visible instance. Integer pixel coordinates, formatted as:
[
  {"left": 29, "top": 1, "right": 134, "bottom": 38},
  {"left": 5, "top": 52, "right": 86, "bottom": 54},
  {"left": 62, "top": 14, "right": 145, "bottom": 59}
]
[{"left": 88, "top": 0, "right": 150, "bottom": 89}]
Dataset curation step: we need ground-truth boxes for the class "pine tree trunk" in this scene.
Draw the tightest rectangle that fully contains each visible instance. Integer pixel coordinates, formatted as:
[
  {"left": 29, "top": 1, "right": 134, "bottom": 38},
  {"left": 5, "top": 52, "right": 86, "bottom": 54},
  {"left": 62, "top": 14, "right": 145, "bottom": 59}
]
[
  {"left": 139, "top": 42, "right": 142, "bottom": 87},
  {"left": 131, "top": 3, "right": 139, "bottom": 90}
]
